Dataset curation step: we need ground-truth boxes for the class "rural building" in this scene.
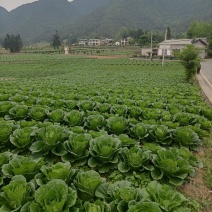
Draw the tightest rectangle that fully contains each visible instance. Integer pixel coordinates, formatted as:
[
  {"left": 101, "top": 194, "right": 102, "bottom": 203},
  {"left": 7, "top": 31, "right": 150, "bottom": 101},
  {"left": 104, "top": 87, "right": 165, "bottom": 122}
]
[
  {"left": 100, "top": 38, "right": 113, "bottom": 46},
  {"left": 64, "top": 46, "right": 69, "bottom": 54},
  {"left": 78, "top": 39, "right": 88, "bottom": 46},
  {"left": 141, "top": 48, "right": 158, "bottom": 56},
  {"left": 115, "top": 42, "right": 120, "bottom": 46},
  {"left": 158, "top": 38, "right": 208, "bottom": 58},
  {"left": 120, "top": 37, "right": 132, "bottom": 46},
  {"left": 88, "top": 39, "right": 101, "bottom": 46}
]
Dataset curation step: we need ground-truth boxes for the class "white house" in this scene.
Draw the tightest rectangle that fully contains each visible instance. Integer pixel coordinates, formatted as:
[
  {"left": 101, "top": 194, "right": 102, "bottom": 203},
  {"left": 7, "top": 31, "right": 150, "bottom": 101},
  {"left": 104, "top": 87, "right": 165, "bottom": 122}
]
[
  {"left": 120, "top": 37, "right": 132, "bottom": 46},
  {"left": 78, "top": 39, "right": 88, "bottom": 46},
  {"left": 158, "top": 38, "right": 208, "bottom": 58},
  {"left": 88, "top": 39, "right": 101, "bottom": 46}
]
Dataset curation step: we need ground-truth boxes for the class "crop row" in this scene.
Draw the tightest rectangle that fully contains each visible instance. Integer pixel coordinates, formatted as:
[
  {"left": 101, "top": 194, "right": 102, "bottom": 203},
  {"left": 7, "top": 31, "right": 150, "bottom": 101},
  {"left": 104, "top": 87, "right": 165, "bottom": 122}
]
[{"left": 0, "top": 57, "right": 211, "bottom": 211}]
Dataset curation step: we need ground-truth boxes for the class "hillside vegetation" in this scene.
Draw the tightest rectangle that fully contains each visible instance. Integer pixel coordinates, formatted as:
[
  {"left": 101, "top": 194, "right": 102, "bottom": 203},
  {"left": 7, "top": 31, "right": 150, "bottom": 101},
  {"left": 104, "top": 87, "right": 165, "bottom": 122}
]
[{"left": 0, "top": 0, "right": 212, "bottom": 42}]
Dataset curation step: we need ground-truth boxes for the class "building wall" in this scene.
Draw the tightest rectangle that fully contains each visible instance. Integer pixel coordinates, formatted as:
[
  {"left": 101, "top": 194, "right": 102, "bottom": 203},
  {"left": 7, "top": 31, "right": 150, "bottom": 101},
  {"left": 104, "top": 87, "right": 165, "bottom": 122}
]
[
  {"left": 88, "top": 39, "right": 101, "bottom": 46},
  {"left": 158, "top": 39, "right": 207, "bottom": 58}
]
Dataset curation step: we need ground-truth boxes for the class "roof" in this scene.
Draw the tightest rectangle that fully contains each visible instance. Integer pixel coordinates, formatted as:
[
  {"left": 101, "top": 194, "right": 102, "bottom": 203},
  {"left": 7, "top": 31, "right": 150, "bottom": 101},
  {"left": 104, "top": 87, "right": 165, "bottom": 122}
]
[
  {"left": 192, "top": 38, "right": 208, "bottom": 45},
  {"left": 159, "top": 39, "right": 192, "bottom": 45}
]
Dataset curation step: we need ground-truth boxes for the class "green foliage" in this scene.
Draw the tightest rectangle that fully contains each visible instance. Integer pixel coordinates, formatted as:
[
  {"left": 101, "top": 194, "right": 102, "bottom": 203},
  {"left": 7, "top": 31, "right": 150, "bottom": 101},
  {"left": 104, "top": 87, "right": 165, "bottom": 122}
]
[
  {"left": 179, "top": 45, "right": 201, "bottom": 82},
  {"left": 3, "top": 34, "right": 23, "bottom": 53},
  {"left": 2, "top": 155, "right": 44, "bottom": 180},
  {"left": 85, "top": 114, "right": 106, "bottom": 131},
  {"left": 151, "top": 148, "right": 194, "bottom": 186},
  {"left": 0, "top": 56, "right": 208, "bottom": 211},
  {"left": 118, "top": 146, "right": 152, "bottom": 173},
  {"left": 62, "top": 133, "right": 92, "bottom": 165},
  {"left": 35, "top": 162, "right": 75, "bottom": 185},
  {"left": 139, "top": 181, "right": 195, "bottom": 211},
  {"left": 187, "top": 22, "right": 212, "bottom": 38},
  {"left": 10, "top": 127, "right": 34, "bottom": 149},
  {"left": 52, "top": 31, "right": 61, "bottom": 49},
  {"left": 83, "top": 200, "right": 111, "bottom": 212},
  {"left": 30, "top": 125, "right": 69, "bottom": 155},
  {"left": 107, "top": 116, "right": 129, "bottom": 135},
  {"left": 88, "top": 135, "right": 121, "bottom": 173},
  {"left": 0, "top": 175, "right": 34, "bottom": 211},
  {"left": 73, "top": 170, "right": 104, "bottom": 201},
  {"left": 34, "top": 179, "right": 77, "bottom": 212},
  {"left": 173, "top": 127, "right": 201, "bottom": 148},
  {"left": 0, "top": 122, "right": 14, "bottom": 147}
]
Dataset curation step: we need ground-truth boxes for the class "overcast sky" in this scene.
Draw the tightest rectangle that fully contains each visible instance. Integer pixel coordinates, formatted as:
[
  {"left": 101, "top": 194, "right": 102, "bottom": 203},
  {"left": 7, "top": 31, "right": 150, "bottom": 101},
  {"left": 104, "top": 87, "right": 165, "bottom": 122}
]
[{"left": 0, "top": 0, "right": 73, "bottom": 11}]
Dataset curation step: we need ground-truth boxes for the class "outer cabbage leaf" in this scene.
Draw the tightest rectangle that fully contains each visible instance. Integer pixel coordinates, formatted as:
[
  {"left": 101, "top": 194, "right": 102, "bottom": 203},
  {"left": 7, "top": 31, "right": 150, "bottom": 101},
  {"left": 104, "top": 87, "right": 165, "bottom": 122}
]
[
  {"left": 62, "top": 133, "right": 91, "bottom": 165},
  {"left": 118, "top": 146, "right": 152, "bottom": 173},
  {"left": 73, "top": 170, "right": 104, "bottom": 201},
  {"left": 110, "top": 104, "right": 128, "bottom": 116},
  {"left": 33, "top": 125, "right": 69, "bottom": 146},
  {"left": 142, "top": 108, "right": 161, "bottom": 120},
  {"left": 107, "top": 116, "right": 129, "bottom": 135},
  {"left": 84, "top": 200, "right": 111, "bottom": 212},
  {"left": 201, "top": 107, "right": 212, "bottom": 120},
  {"left": 78, "top": 100, "right": 94, "bottom": 111},
  {"left": 0, "top": 122, "right": 14, "bottom": 147},
  {"left": 2, "top": 155, "right": 44, "bottom": 180},
  {"left": 7, "top": 105, "right": 29, "bottom": 120},
  {"left": 128, "top": 106, "right": 142, "bottom": 119},
  {"left": 130, "top": 123, "right": 149, "bottom": 140},
  {"left": 88, "top": 135, "right": 121, "bottom": 173},
  {"left": 149, "top": 125, "right": 172, "bottom": 145},
  {"left": 118, "top": 134, "right": 139, "bottom": 147},
  {"left": 64, "top": 110, "right": 84, "bottom": 126},
  {"left": 0, "top": 101, "right": 16, "bottom": 116},
  {"left": 35, "top": 162, "right": 75, "bottom": 185},
  {"left": 34, "top": 179, "right": 77, "bottom": 212},
  {"left": 174, "top": 112, "right": 195, "bottom": 126},
  {"left": 128, "top": 202, "right": 162, "bottom": 212},
  {"left": 95, "top": 103, "right": 111, "bottom": 113},
  {"left": 173, "top": 127, "right": 201, "bottom": 148},
  {"left": 143, "top": 181, "right": 188, "bottom": 211},
  {"left": 195, "top": 116, "right": 212, "bottom": 131},
  {"left": 85, "top": 114, "right": 106, "bottom": 131},
  {"left": 10, "top": 127, "right": 34, "bottom": 148},
  {"left": 29, "top": 106, "right": 48, "bottom": 121},
  {"left": 20, "top": 201, "right": 42, "bottom": 212},
  {"left": 151, "top": 149, "right": 194, "bottom": 186},
  {"left": 48, "top": 109, "right": 65, "bottom": 123},
  {"left": 0, "top": 175, "right": 35, "bottom": 211}
]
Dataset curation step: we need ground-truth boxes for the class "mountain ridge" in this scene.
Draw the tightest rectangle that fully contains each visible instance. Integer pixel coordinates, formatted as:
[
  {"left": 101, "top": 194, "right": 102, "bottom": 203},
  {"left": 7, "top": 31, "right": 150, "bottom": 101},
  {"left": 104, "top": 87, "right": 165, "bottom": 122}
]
[{"left": 0, "top": 0, "right": 211, "bottom": 43}]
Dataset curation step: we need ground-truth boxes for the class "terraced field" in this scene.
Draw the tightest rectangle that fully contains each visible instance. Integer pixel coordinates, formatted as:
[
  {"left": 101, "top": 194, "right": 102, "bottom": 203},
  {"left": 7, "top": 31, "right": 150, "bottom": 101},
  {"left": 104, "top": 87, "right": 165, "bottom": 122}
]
[{"left": 0, "top": 54, "right": 211, "bottom": 211}]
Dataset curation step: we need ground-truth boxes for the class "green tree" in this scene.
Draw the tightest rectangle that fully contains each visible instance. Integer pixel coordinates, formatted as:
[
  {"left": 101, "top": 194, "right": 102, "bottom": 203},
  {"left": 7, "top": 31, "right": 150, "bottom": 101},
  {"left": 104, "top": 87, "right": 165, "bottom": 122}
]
[
  {"left": 167, "top": 27, "right": 171, "bottom": 40},
  {"left": 138, "top": 34, "right": 149, "bottom": 47},
  {"left": 180, "top": 45, "right": 201, "bottom": 82},
  {"left": 187, "top": 22, "right": 212, "bottom": 38},
  {"left": 207, "top": 33, "right": 212, "bottom": 57},
  {"left": 52, "top": 30, "right": 61, "bottom": 49},
  {"left": 3, "top": 34, "right": 23, "bottom": 53}
]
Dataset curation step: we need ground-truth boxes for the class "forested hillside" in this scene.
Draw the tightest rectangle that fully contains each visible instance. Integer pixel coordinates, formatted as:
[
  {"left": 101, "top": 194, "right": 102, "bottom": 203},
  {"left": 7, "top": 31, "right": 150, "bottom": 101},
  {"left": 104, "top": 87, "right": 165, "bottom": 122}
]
[{"left": 0, "top": 0, "right": 211, "bottom": 43}]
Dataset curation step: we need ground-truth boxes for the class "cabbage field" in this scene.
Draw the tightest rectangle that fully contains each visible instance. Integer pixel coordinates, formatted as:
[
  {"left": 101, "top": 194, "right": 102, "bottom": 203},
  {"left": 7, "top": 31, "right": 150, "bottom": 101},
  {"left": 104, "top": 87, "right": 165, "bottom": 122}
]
[{"left": 0, "top": 55, "right": 212, "bottom": 211}]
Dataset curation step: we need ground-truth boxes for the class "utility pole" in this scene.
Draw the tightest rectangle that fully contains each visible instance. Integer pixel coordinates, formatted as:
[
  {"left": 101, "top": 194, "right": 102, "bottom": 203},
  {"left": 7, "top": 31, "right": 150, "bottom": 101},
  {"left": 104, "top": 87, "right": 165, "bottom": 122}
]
[
  {"left": 150, "top": 31, "right": 153, "bottom": 61},
  {"left": 162, "top": 29, "right": 167, "bottom": 66}
]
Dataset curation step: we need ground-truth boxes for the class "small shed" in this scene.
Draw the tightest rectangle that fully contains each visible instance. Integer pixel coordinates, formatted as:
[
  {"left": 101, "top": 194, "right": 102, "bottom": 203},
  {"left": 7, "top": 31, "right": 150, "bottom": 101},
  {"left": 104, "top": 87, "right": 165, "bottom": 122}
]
[{"left": 64, "top": 46, "right": 69, "bottom": 54}]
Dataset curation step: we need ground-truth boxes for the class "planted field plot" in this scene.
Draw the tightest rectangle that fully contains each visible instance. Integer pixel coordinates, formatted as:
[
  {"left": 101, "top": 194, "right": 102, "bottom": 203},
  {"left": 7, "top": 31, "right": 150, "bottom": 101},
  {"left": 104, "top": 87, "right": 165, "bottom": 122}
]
[{"left": 0, "top": 56, "right": 211, "bottom": 211}]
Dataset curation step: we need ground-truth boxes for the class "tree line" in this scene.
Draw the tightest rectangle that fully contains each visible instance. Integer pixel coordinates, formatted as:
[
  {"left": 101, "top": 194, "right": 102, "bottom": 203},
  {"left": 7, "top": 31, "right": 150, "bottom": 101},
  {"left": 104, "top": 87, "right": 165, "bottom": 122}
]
[{"left": 3, "top": 34, "right": 23, "bottom": 53}]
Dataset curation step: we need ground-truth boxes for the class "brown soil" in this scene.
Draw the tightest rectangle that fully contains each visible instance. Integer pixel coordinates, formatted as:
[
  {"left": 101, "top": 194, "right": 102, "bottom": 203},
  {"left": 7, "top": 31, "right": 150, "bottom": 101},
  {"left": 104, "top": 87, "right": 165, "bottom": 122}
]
[{"left": 179, "top": 144, "right": 212, "bottom": 211}]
